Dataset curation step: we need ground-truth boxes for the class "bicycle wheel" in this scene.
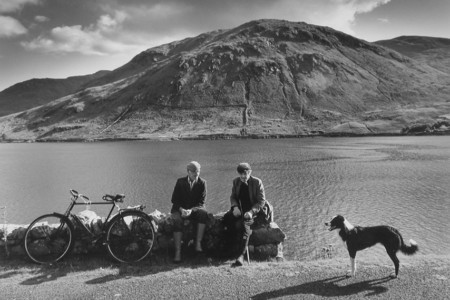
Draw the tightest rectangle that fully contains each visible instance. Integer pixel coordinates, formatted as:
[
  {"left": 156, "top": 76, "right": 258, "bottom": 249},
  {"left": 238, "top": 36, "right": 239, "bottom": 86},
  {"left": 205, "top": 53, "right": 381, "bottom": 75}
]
[
  {"left": 24, "top": 214, "right": 74, "bottom": 264},
  {"left": 106, "top": 210, "right": 155, "bottom": 263}
]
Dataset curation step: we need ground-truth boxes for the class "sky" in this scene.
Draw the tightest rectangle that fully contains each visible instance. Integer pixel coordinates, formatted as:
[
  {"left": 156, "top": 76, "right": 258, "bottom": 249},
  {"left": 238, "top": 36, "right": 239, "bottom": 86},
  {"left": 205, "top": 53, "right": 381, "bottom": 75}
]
[{"left": 1, "top": 0, "right": 449, "bottom": 92}]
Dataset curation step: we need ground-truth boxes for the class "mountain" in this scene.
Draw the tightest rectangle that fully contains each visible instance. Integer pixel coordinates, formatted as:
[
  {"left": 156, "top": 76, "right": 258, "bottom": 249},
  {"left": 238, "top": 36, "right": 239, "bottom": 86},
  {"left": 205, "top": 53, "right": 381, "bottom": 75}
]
[
  {"left": 1, "top": 19, "right": 450, "bottom": 141},
  {"left": 0, "top": 71, "right": 110, "bottom": 117},
  {"left": 375, "top": 36, "right": 450, "bottom": 74}
]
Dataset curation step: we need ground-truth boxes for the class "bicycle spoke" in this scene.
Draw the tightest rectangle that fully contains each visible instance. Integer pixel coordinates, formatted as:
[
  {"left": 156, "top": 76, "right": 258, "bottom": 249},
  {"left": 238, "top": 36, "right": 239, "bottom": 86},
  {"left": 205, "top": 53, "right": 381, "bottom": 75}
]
[
  {"left": 106, "top": 212, "right": 155, "bottom": 263},
  {"left": 24, "top": 214, "right": 73, "bottom": 264}
]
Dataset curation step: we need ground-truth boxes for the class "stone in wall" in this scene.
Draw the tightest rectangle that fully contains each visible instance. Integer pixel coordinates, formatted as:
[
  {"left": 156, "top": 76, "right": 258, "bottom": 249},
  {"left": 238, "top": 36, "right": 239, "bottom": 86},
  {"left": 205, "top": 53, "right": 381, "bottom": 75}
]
[{"left": 0, "top": 209, "right": 286, "bottom": 261}]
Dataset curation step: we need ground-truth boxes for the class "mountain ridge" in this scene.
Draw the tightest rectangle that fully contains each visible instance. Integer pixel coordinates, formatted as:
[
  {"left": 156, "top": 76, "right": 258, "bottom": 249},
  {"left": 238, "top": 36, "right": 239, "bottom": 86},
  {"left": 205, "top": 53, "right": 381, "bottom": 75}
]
[
  {"left": 1, "top": 19, "right": 449, "bottom": 141},
  {"left": 0, "top": 71, "right": 110, "bottom": 117}
]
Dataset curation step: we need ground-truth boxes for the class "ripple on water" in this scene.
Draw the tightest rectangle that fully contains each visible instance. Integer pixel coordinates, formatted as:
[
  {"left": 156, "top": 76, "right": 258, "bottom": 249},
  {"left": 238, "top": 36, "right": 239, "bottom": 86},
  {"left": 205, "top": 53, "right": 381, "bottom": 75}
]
[{"left": 1, "top": 137, "right": 450, "bottom": 261}]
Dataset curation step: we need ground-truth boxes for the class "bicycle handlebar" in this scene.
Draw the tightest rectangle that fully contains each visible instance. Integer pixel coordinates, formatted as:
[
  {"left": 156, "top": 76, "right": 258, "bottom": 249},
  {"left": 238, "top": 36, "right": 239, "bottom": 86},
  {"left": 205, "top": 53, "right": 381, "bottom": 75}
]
[{"left": 102, "top": 194, "right": 125, "bottom": 203}]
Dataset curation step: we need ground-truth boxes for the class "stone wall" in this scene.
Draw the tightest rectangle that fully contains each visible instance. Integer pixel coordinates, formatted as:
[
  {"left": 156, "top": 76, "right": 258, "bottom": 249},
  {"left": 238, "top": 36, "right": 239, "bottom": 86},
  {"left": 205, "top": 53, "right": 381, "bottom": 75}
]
[{"left": 0, "top": 210, "right": 286, "bottom": 261}]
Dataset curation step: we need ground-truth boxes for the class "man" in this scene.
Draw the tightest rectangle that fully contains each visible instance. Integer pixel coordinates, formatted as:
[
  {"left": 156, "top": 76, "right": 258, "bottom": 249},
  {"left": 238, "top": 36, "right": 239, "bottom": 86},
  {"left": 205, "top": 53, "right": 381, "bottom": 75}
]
[
  {"left": 224, "top": 162, "right": 266, "bottom": 267},
  {"left": 170, "top": 161, "right": 208, "bottom": 263}
]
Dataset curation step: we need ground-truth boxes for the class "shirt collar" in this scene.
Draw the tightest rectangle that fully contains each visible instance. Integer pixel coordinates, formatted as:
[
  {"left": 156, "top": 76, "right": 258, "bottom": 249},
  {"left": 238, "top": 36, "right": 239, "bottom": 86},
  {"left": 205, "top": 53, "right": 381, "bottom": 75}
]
[{"left": 188, "top": 176, "right": 198, "bottom": 184}]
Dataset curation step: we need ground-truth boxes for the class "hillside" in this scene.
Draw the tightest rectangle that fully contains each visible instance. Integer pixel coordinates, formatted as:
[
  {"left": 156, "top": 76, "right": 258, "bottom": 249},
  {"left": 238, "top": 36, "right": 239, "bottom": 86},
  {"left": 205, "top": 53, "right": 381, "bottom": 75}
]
[
  {"left": 1, "top": 19, "right": 450, "bottom": 142},
  {"left": 0, "top": 71, "right": 110, "bottom": 117},
  {"left": 376, "top": 36, "right": 450, "bottom": 74}
]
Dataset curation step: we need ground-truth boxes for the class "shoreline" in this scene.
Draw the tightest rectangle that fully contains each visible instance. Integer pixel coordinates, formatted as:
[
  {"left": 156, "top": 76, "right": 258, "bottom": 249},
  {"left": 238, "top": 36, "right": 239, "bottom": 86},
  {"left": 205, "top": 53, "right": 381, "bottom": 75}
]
[{"left": 1, "top": 130, "right": 450, "bottom": 143}]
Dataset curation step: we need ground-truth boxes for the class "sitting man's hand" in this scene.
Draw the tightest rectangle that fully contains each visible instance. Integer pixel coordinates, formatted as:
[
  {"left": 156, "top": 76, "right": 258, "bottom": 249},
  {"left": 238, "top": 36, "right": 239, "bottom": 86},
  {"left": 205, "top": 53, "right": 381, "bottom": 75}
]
[
  {"left": 232, "top": 206, "right": 241, "bottom": 217},
  {"left": 244, "top": 211, "right": 253, "bottom": 220},
  {"left": 180, "top": 208, "right": 192, "bottom": 218}
]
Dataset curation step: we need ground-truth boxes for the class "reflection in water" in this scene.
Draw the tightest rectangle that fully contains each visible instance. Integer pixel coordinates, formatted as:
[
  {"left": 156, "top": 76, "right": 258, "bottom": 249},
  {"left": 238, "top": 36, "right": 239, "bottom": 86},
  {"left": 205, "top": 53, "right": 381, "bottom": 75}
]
[{"left": 1, "top": 136, "right": 450, "bottom": 261}]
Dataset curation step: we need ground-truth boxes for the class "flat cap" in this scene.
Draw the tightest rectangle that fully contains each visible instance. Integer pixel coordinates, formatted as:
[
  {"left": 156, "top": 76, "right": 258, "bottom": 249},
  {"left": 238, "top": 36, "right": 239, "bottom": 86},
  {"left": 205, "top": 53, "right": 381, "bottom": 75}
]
[{"left": 237, "top": 162, "right": 251, "bottom": 173}]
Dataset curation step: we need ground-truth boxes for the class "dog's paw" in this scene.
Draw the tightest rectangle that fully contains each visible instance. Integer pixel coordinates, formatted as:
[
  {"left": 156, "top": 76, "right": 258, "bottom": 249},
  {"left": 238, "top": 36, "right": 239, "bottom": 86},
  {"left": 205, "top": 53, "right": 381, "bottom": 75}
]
[{"left": 389, "top": 273, "right": 398, "bottom": 279}]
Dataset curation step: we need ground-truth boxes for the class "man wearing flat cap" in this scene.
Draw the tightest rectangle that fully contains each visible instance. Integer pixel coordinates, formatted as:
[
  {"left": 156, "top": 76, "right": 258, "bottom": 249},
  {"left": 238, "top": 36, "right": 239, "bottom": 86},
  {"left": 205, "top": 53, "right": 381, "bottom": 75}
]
[
  {"left": 224, "top": 162, "right": 267, "bottom": 267},
  {"left": 170, "top": 161, "right": 208, "bottom": 263}
]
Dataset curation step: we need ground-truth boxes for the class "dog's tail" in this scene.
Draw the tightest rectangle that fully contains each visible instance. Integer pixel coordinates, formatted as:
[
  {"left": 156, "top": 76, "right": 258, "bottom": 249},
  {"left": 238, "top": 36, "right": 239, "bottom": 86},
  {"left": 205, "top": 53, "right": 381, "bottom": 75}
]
[{"left": 401, "top": 239, "right": 418, "bottom": 255}]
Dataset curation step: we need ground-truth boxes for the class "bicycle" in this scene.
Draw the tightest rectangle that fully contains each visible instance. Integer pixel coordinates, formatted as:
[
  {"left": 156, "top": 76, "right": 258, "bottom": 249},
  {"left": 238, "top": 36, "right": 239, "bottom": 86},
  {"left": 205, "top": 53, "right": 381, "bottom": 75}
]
[{"left": 23, "top": 189, "right": 156, "bottom": 264}]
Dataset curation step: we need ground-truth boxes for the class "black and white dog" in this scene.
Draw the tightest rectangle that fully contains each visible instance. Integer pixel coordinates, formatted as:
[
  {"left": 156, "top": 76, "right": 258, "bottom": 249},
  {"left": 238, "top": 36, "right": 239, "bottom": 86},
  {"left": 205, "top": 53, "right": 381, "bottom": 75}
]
[{"left": 325, "top": 215, "right": 418, "bottom": 278}]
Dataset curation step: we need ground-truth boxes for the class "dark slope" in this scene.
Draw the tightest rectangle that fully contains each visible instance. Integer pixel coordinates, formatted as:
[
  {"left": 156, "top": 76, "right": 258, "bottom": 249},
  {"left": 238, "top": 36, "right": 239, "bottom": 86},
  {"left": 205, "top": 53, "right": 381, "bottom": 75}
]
[{"left": 0, "top": 71, "right": 110, "bottom": 117}]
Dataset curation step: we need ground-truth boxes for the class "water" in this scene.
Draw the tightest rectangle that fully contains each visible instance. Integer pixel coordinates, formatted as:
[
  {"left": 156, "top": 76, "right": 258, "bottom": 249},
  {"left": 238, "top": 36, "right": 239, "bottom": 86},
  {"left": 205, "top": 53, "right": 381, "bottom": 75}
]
[{"left": 1, "top": 136, "right": 449, "bottom": 262}]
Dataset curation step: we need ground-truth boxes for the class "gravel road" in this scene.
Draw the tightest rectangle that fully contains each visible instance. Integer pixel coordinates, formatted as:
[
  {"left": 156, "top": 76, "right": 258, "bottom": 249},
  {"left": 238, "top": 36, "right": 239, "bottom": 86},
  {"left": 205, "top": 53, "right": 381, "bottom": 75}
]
[{"left": 1, "top": 254, "right": 449, "bottom": 299}]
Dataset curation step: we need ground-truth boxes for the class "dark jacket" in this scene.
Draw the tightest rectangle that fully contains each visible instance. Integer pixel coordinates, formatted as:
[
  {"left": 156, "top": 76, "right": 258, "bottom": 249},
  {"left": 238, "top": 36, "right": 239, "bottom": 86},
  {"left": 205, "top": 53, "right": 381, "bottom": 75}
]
[
  {"left": 170, "top": 176, "right": 207, "bottom": 213},
  {"left": 230, "top": 176, "right": 266, "bottom": 215}
]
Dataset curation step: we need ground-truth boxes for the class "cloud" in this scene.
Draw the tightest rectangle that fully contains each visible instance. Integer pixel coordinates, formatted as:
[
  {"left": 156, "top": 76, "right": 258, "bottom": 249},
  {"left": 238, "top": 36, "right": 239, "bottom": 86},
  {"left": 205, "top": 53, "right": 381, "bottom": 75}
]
[
  {"left": 0, "top": 0, "right": 41, "bottom": 13},
  {"left": 102, "top": 0, "right": 393, "bottom": 43},
  {"left": 35, "top": 15, "right": 49, "bottom": 23},
  {"left": 377, "top": 18, "right": 389, "bottom": 23},
  {"left": 278, "top": 0, "right": 393, "bottom": 35},
  {"left": 0, "top": 16, "right": 28, "bottom": 37},
  {"left": 20, "top": 0, "right": 394, "bottom": 56},
  {"left": 21, "top": 11, "right": 145, "bottom": 55},
  {"left": 0, "top": 0, "right": 41, "bottom": 38}
]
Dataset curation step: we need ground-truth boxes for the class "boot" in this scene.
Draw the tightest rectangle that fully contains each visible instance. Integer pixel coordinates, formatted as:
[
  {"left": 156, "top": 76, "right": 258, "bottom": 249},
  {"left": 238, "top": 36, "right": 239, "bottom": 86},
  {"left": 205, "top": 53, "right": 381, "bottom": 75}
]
[
  {"left": 231, "top": 237, "right": 249, "bottom": 267},
  {"left": 173, "top": 231, "right": 183, "bottom": 263},
  {"left": 233, "top": 254, "right": 244, "bottom": 267},
  {"left": 195, "top": 223, "right": 206, "bottom": 252}
]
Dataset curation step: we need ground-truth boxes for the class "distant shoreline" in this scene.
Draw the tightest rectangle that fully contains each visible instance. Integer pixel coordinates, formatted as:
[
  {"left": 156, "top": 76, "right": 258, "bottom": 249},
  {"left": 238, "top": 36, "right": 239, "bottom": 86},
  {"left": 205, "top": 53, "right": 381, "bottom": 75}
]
[{"left": 1, "top": 131, "right": 450, "bottom": 143}]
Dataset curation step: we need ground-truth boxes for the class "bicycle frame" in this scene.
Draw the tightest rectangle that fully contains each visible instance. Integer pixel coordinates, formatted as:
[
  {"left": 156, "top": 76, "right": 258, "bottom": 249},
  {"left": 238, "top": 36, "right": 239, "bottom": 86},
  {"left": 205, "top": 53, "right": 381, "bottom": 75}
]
[
  {"left": 64, "top": 191, "right": 147, "bottom": 238},
  {"left": 63, "top": 191, "right": 128, "bottom": 239},
  {"left": 64, "top": 199, "right": 117, "bottom": 223}
]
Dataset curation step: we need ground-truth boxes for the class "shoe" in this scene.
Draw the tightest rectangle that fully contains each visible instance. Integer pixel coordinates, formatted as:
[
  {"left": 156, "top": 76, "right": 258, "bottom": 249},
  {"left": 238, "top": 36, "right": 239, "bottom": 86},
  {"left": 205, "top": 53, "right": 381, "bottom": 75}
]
[{"left": 231, "top": 255, "right": 244, "bottom": 267}]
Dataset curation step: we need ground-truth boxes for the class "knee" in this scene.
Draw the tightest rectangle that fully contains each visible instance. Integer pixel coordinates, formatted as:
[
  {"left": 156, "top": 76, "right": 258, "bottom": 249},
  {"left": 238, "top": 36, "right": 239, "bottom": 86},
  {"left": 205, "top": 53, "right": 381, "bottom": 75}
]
[{"left": 192, "top": 208, "right": 208, "bottom": 224}]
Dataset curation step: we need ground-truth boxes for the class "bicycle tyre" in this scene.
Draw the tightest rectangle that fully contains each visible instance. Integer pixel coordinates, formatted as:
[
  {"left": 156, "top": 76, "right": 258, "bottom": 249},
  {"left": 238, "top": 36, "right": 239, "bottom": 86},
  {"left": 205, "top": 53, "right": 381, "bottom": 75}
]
[
  {"left": 23, "top": 213, "right": 74, "bottom": 264},
  {"left": 105, "top": 210, "right": 155, "bottom": 263}
]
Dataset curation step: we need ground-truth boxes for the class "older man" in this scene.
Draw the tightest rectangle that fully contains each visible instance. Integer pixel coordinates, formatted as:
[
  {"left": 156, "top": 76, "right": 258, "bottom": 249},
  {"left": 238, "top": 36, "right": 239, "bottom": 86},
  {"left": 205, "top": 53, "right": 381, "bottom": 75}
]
[
  {"left": 170, "top": 161, "right": 208, "bottom": 263},
  {"left": 224, "top": 162, "right": 266, "bottom": 267}
]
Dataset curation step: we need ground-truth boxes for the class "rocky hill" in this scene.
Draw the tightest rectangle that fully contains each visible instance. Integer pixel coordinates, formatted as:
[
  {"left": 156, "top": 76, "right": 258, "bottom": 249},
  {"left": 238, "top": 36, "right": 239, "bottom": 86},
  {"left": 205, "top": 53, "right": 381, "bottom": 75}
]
[
  {"left": 1, "top": 19, "right": 450, "bottom": 141},
  {"left": 0, "top": 71, "right": 110, "bottom": 117},
  {"left": 375, "top": 36, "right": 450, "bottom": 74}
]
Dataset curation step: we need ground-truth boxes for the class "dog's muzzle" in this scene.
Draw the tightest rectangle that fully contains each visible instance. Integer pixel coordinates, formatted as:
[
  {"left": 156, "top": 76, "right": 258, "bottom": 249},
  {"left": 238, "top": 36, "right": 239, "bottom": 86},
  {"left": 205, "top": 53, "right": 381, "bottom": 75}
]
[{"left": 325, "top": 222, "right": 335, "bottom": 231}]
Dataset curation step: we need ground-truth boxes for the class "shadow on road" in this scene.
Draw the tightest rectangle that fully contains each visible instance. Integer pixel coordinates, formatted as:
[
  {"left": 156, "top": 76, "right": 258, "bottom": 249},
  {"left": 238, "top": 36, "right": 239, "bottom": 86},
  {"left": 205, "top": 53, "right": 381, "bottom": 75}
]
[
  {"left": 12, "top": 251, "right": 213, "bottom": 286},
  {"left": 85, "top": 252, "right": 214, "bottom": 284},
  {"left": 0, "top": 271, "right": 19, "bottom": 279},
  {"left": 6, "top": 250, "right": 241, "bottom": 286},
  {"left": 251, "top": 275, "right": 393, "bottom": 299}
]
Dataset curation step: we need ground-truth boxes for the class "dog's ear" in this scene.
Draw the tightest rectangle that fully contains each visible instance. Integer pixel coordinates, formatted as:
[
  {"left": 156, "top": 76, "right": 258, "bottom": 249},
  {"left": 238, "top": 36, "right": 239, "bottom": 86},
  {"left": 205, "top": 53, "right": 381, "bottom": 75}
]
[{"left": 336, "top": 215, "right": 345, "bottom": 222}]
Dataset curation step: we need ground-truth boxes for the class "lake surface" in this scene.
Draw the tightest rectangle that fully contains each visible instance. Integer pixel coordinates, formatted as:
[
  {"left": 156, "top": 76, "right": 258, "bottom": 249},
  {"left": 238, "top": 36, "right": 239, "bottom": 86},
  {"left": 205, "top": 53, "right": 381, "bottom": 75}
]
[{"left": 1, "top": 136, "right": 449, "bottom": 262}]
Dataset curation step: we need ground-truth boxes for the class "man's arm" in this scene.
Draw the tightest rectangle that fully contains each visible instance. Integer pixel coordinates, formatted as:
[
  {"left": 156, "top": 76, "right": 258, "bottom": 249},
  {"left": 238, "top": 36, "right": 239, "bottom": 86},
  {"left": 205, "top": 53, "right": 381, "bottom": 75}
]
[
  {"left": 170, "top": 179, "right": 183, "bottom": 213},
  {"left": 229, "top": 178, "right": 240, "bottom": 208},
  {"left": 191, "top": 178, "right": 207, "bottom": 209},
  {"left": 251, "top": 177, "right": 266, "bottom": 214}
]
